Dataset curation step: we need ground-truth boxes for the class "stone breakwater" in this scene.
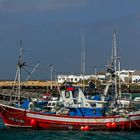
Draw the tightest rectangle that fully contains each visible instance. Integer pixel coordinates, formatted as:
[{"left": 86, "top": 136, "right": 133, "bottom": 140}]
[
  {"left": 0, "top": 89, "right": 43, "bottom": 100},
  {"left": 0, "top": 81, "right": 60, "bottom": 87},
  {"left": 0, "top": 81, "right": 64, "bottom": 104},
  {"left": 0, "top": 81, "right": 55, "bottom": 102}
]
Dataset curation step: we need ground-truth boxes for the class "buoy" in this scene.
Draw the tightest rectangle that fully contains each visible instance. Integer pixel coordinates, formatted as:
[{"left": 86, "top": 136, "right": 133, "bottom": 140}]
[
  {"left": 80, "top": 126, "right": 84, "bottom": 131},
  {"left": 111, "top": 122, "right": 117, "bottom": 129},
  {"left": 83, "top": 125, "right": 90, "bottom": 131},
  {"left": 106, "top": 122, "right": 112, "bottom": 129},
  {"left": 30, "top": 119, "right": 37, "bottom": 128}
]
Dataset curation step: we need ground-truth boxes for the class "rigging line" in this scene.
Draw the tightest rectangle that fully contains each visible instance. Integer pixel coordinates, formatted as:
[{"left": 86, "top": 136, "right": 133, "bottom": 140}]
[
  {"left": 25, "top": 62, "right": 40, "bottom": 81},
  {"left": 128, "top": 115, "right": 140, "bottom": 128},
  {"left": 1, "top": 106, "right": 23, "bottom": 115},
  {"left": 52, "top": 69, "right": 61, "bottom": 94},
  {"left": 25, "top": 64, "right": 50, "bottom": 72},
  {"left": 22, "top": 67, "right": 31, "bottom": 76},
  {"left": 25, "top": 61, "right": 40, "bottom": 66},
  {"left": 12, "top": 67, "right": 19, "bottom": 91},
  {"left": 0, "top": 106, "right": 6, "bottom": 114},
  {"left": 10, "top": 67, "right": 20, "bottom": 103}
]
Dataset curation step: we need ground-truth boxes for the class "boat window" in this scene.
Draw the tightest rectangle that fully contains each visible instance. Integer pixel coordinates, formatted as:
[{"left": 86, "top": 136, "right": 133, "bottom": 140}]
[
  {"left": 52, "top": 103, "right": 56, "bottom": 106},
  {"left": 59, "top": 103, "right": 64, "bottom": 108},
  {"left": 73, "top": 99, "right": 77, "bottom": 104},
  {"left": 121, "top": 93, "right": 132, "bottom": 100},
  {"left": 73, "top": 91, "right": 78, "bottom": 98},
  {"left": 48, "top": 103, "right": 51, "bottom": 106},
  {"left": 56, "top": 102, "right": 59, "bottom": 106},
  {"left": 65, "top": 91, "right": 70, "bottom": 98},
  {"left": 91, "top": 103, "right": 96, "bottom": 107}
]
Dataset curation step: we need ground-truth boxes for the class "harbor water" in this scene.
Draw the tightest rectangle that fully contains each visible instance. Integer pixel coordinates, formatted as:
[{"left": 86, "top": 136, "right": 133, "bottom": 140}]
[{"left": 0, "top": 118, "right": 140, "bottom": 140}]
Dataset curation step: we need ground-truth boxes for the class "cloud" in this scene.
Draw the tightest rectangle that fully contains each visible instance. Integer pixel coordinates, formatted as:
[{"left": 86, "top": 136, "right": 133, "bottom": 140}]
[{"left": 0, "top": 0, "right": 86, "bottom": 13}]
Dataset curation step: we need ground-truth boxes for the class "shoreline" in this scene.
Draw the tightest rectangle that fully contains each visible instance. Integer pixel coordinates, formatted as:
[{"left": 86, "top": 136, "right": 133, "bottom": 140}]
[{"left": 0, "top": 81, "right": 140, "bottom": 93}]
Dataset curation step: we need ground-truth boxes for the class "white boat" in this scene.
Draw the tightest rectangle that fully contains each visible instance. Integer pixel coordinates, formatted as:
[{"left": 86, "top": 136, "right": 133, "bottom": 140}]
[{"left": 134, "top": 97, "right": 140, "bottom": 102}]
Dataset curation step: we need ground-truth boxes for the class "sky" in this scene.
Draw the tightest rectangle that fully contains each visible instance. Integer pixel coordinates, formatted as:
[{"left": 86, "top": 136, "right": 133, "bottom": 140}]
[{"left": 0, "top": 0, "right": 140, "bottom": 80}]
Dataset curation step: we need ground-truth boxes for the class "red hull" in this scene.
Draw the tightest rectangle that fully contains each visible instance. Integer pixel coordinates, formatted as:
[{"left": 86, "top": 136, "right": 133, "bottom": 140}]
[{"left": 0, "top": 104, "right": 140, "bottom": 131}]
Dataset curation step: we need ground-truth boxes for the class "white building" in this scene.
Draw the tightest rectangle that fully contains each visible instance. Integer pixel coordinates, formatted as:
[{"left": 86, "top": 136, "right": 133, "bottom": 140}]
[
  {"left": 57, "top": 74, "right": 90, "bottom": 83},
  {"left": 116, "top": 70, "right": 140, "bottom": 83},
  {"left": 116, "top": 70, "right": 134, "bottom": 82},
  {"left": 57, "top": 74, "right": 106, "bottom": 83},
  {"left": 132, "top": 71, "right": 140, "bottom": 83},
  {"left": 57, "top": 70, "right": 140, "bottom": 84}
]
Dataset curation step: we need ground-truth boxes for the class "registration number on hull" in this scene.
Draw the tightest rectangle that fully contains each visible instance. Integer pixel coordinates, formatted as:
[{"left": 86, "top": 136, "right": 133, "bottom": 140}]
[{"left": 8, "top": 117, "right": 24, "bottom": 124}]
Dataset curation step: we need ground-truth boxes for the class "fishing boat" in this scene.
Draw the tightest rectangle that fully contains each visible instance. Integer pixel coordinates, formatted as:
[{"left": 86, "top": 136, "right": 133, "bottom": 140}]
[
  {"left": 0, "top": 35, "right": 140, "bottom": 131},
  {"left": 0, "top": 85, "right": 140, "bottom": 131}
]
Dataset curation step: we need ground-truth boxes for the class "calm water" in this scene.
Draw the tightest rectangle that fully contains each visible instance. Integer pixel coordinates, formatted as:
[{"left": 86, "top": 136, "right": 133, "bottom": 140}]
[
  {"left": 0, "top": 93, "right": 140, "bottom": 140},
  {"left": 0, "top": 118, "right": 140, "bottom": 140}
]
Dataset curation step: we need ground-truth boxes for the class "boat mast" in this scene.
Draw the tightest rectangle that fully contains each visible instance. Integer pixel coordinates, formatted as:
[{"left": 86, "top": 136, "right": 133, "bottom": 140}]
[
  {"left": 50, "top": 64, "right": 53, "bottom": 90},
  {"left": 18, "top": 40, "right": 24, "bottom": 107},
  {"left": 118, "top": 59, "right": 121, "bottom": 98},
  {"left": 111, "top": 32, "right": 118, "bottom": 98},
  {"left": 81, "top": 32, "right": 86, "bottom": 90}
]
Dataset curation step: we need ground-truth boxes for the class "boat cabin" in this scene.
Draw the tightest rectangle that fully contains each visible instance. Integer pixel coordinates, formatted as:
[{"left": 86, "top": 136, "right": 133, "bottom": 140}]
[{"left": 59, "top": 88, "right": 91, "bottom": 108}]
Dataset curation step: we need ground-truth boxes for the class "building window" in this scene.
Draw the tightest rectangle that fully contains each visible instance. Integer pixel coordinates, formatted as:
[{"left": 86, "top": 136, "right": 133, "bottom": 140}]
[
  {"left": 67, "top": 78, "right": 70, "bottom": 81},
  {"left": 63, "top": 78, "right": 65, "bottom": 80}
]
